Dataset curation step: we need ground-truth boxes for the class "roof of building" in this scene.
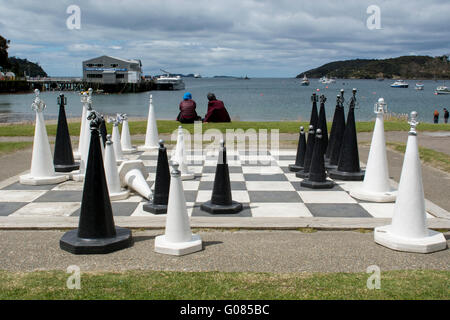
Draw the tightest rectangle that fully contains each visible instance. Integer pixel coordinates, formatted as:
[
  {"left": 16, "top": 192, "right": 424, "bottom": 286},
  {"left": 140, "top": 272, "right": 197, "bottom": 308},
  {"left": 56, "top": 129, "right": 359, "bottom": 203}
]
[{"left": 83, "top": 55, "right": 141, "bottom": 65}]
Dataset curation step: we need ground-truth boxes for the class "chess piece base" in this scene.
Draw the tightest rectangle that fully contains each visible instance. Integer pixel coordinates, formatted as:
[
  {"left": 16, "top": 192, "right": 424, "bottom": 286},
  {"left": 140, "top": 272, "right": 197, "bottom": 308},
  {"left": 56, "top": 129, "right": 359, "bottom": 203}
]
[
  {"left": 60, "top": 227, "right": 133, "bottom": 254},
  {"left": 20, "top": 173, "right": 68, "bottom": 186},
  {"left": 143, "top": 202, "right": 168, "bottom": 214},
  {"left": 350, "top": 189, "right": 397, "bottom": 203},
  {"left": 122, "top": 147, "right": 137, "bottom": 154},
  {"left": 300, "top": 179, "right": 334, "bottom": 189},
  {"left": 374, "top": 225, "right": 447, "bottom": 253},
  {"left": 109, "top": 189, "right": 130, "bottom": 201},
  {"left": 54, "top": 163, "right": 80, "bottom": 173},
  {"left": 288, "top": 164, "right": 303, "bottom": 172},
  {"left": 201, "top": 200, "right": 243, "bottom": 214},
  {"left": 154, "top": 234, "right": 202, "bottom": 256},
  {"left": 328, "top": 169, "right": 365, "bottom": 181},
  {"left": 295, "top": 170, "right": 309, "bottom": 179}
]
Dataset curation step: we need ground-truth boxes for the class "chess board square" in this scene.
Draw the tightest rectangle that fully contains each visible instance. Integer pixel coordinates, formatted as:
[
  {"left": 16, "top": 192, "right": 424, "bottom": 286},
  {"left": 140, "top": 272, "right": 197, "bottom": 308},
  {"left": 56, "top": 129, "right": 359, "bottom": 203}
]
[
  {"left": 184, "top": 190, "right": 199, "bottom": 203},
  {"left": 290, "top": 181, "right": 344, "bottom": 192},
  {"left": 244, "top": 174, "right": 287, "bottom": 181},
  {"left": 276, "top": 160, "right": 294, "bottom": 167},
  {"left": 270, "top": 150, "right": 297, "bottom": 156},
  {"left": 306, "top": 203, "right": 372, "bottom": 218},
  {"left": 34, "top": 191, "right": 83, "bottom": 203},
  {"left": 182, "top": 180, "right": 200, "bottom": 191},
  {"left": 298, "top": 191, "right": 357, "bottom": 204},
  {"left": 71, "top": 202, "right": 139, "bottom": 217},
  {"left": 2, "top": 182, "right": 58, "bottom": 191},
  {"left": 227, "top": 160, "right": 242, "bottom": 167},
  {"left": 142, "top": 160, "right": 158, "bottom": 166},
  {"left": 229, "top": 173, "right": 245, "bottom": 181},
  {"left": 139, "top": 155, "right": 158, "bottom": 160},
  {"left": 250, "top": 202, "right": 312, "bottom": 217},
  {"left": 199, "top": 181, "right": 246, "bottom": 191},
  {"left": 285, "top": 173, "right": 300, "bottom": 181},
  {"left": 12, "top": 202, "right": 80, "bottom": 217},
  {"left": 335, "top": 181, "right": 364, "bottom": 192},
  {"left": 144, "top": 166, "right": 157, "bottom": 173},
  {"left": 249, "top": 191, "right": 302, "bottom": 203},
  {"left": 52, "top": 180, "right": 84, "bottom": 191},
  {"left": 242, "top": 166, "right": 283, "bottom": 174},
  {"left": 202, "top": 166, "right": 217, "bottom": 174},
  {"left": 277, "top": 155, "right": 297, "bottom": 161},
  {"left": 0, "top": 190, "right": 47, "bottom": 202},
  {"left": 241, "top": 161, "right": 278, "bottom": 167},
  {"left": 280, "top": 167, "right": 292, "bottom": 173},
  {"left": 191, "top": 203, "right": 252, "bottom": 217},
  {"left": 0, "top": 202, "right": 28, "bottom": 216},
  {"left": 200, "top": 173, "right": 215, "bottom": 181},
  {"left": 246, "top": 181, "right": 295, "bottom": 191},
  {"left": 202, "top": 166, "right": 243, "bottom": 174}
]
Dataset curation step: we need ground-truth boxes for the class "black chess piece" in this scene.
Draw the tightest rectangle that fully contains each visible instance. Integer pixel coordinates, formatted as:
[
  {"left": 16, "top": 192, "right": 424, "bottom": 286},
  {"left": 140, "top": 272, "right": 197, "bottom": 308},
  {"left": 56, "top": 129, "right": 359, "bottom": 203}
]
[
  {"left": 301, "top": 129, "right": 334, "bottom": 189},
  {"left": 60, "top": 110, "right": 133, "bottom": 254},
  {"left": 288, "top": 126, "right": 306, "bottom": 172},
  {"left": 143, "top": 140, "right": 171, "bottom": 214},
  {"left": 99, "top": 114, "right": 108, "bottom": 147},
  {"left": 326, "top": 92, "right": 346, "bottom": 170},
  {"left": 328, "top": 89, "right": 365, "bottom": 181},
  {"left": 325, "top": 92, "right": 344, "bottom": 163},
  {"left": 317, "top": 94, "right": 329, "bottom": 155},
  {"left": 201, "top": 140, "right": 242, "bottom": 214},
  {"left": 309, "top": 93, "right": 319, "bottom": 129},
  {"left": 53, "top": 94, "right": 79, "bottom": 172},
  {"left": 296, "top": 125, "right": 315, "bottom": 179}
]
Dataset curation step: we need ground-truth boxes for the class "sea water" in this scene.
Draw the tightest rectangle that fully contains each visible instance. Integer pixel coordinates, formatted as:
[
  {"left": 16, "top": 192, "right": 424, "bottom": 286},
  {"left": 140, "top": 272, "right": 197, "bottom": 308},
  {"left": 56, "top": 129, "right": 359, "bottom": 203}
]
[{"left": 0, "top": 78, "right": 449, "bottom": 123}]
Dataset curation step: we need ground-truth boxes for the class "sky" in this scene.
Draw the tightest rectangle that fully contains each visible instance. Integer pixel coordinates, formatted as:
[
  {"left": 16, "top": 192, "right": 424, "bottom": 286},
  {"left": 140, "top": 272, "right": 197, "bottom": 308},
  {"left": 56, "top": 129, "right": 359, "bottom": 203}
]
[{"left": 1, "top": 0, "right": 449, "bottom": 77}]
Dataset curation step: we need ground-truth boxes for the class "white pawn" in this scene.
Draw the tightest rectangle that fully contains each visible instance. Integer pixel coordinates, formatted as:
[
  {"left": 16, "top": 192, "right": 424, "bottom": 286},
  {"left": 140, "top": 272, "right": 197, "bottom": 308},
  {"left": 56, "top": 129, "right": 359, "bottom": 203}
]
[
  {"left": 108, "top": 114, "right": 126, "bottom": 162},
  {"left": 118, "top": 160, "right": 152, "bottom": 200},
  {"left": 138, "top": 94, "right": 159, "bottom": 151},
  {"left": 120, "top": 114, "right": 137, "bottom": 154},
  {"left": 20, "top": 90, "right": 68, "bottom": 185},
  {"left": 374, "top": 111, "right": 447, "bottom": 253},
  {"left": 155, "top": 162, "right": 202, "bottom": 256},
  {"left": 104, "top": 135, "right": 130, "bottom": 200},
  {"left": 350, "top": 98, "right": 396, "bottom": 202},
  {"left": 172, "top": 126, "right": 196, "bottom": 180},
  {"left": 74, "top": 88, "right": 92, "bottom": 160}
]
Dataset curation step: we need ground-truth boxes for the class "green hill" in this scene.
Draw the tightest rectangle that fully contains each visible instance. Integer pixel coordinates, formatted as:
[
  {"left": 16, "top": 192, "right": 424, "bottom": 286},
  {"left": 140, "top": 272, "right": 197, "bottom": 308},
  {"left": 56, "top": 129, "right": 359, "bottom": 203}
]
[
  {"left": 297, "top": 55, "right": 450, "bottom": 79},
  {"left": 8, "top": 57, "right": 47, "bottom": 77}
]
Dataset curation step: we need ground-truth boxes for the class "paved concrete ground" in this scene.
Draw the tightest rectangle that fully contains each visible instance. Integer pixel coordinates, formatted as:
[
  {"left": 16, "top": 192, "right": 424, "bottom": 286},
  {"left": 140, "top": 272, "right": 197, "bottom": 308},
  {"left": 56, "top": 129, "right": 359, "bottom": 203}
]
[{"left": 0, "top": 230, "right": 448, "bottom": 273}]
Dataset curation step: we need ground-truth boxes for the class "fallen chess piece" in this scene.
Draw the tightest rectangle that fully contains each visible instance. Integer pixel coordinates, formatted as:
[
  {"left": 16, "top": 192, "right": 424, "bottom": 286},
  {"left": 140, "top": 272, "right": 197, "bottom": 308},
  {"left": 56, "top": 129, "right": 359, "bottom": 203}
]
[
  {"left": 118, "top": 160, "right": 152, "bottom": 200},
  {"left": 20, "top": 89, "right": 68, "bottom": 185},
  {"left": 154, "top": 162, "right": 202, "bottom": 256}
]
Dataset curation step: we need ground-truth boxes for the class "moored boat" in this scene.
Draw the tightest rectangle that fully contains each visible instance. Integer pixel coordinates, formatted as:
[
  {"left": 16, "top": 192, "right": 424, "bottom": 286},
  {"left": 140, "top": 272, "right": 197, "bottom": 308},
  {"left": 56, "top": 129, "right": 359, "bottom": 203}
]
[
  {"left": 390, "top": 80, "right": 408, "bottom": 88},
  {"left": 300, "top": 74, "right": 310, "bottom": 86},
  {"left": 435, "top": 85, "right": 450, "bottom": 94},
  {"left": 415, "top": 82, "right": 424, "bottom": 90}
]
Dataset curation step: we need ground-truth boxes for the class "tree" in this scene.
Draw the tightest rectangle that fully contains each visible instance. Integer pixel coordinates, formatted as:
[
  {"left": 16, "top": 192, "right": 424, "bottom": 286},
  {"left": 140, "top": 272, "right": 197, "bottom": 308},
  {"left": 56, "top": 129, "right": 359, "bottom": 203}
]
[{"left": 0, "top": 35, "right": 10, "bottom": 69}]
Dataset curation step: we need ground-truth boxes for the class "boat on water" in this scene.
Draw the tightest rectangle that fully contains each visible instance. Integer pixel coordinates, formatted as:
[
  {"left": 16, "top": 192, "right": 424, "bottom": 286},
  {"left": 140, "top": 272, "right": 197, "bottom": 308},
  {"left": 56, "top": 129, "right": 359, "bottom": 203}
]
[
  {"left": 319, "top": 76, "right": 336, "bottom": 84},
  {"left": 390, "top": 80, "right": 408, "bottom": 88},
  {"left": 415, "top": 82, "right": 424, "bottom": 90},
  {"left": 155, "top": 69, "right": 185, "bottom": 90},
  {"left": 435, "top": 85, "right": 450, "bottom": 94},
  {"left": 194, "top": 73, "right": 202, "bottom": 78},
  {"left": 300, "top": 74, "right": 310, "bottom": 86}
]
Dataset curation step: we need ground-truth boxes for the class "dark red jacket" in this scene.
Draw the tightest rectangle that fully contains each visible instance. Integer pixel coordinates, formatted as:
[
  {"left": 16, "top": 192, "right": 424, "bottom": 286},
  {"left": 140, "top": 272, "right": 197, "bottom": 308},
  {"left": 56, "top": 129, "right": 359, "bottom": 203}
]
[
  {"left": 177, "top": 99, "right": 199, "bottom": 121},
  {"left": 203, "top": 100, "right": 231, "bottom": 123}
]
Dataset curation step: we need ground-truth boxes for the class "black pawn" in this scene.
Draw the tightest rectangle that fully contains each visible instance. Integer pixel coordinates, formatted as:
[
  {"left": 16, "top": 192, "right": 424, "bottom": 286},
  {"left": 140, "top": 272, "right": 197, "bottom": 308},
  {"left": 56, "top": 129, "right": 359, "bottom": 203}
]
[
  {"left": 296, "top": 125, "right": 315, "bottom": 179},
  {"left": 143, "top": 140, "right": 170, "bottom": 214},
  {"left": 99, "top": 115, "right": 108, "bottom": 147},
  {"left": 301, "top": 129, "right": 334, "bottom": 189},
  {"left": 53, "top": 94, "right": 79, "bottom": 172},
  {"left": 317, "top": 94, "right": 329, "bottom": 155},
  {"left": 326, "top": 94, "right": 346, "bottom": 170},
  {"left": 201, "top": 140, "right": 242, "bottom": 214},
  {"left": 325, "top": 93, "right": 343, "bottom": 162},
  {"left": 309, "top": 93, "right": 319, "bottom": 129},
  {"left": 60, "top": 111, "right": 133, "bottom": 254},
  {"left": 328, "top": 89, "right": 365, "bottom": 181},
  {"left": 288, "top": 126, "right": 306, "bottom": 172}
]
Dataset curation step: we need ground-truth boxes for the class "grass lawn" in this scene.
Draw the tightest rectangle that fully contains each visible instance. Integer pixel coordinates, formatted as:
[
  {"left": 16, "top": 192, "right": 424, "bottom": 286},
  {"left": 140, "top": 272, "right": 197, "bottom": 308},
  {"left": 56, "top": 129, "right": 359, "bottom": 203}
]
[
  {"left": 0, "top": 141, "right": 32, "bottom": 155},
  {"left": 0, "top": 270, "right": 448, "bottom": 300},
  {"left": 386, "top": 142, "right": 450, "bottom": 174},
  {"left": 0, "top": 120, "right": 449, "bottom": 137}
]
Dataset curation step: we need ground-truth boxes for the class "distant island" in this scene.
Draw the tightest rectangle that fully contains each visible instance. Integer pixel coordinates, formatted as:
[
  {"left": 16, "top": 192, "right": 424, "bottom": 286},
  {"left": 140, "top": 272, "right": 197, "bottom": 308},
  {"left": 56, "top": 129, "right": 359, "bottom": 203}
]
[{"left": 297, "top": 55, "right": 450, "bottom": 79}]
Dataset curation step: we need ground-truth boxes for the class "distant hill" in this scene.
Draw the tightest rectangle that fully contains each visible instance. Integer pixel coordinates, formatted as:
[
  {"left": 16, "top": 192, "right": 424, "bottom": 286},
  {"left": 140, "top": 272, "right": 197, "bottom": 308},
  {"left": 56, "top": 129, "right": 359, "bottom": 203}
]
[
  {"left": 8, "top": 57, "right": 47, "bottom": 77},
  {"left": 297, "top": 55, "right": 450, "bottom": 79}
]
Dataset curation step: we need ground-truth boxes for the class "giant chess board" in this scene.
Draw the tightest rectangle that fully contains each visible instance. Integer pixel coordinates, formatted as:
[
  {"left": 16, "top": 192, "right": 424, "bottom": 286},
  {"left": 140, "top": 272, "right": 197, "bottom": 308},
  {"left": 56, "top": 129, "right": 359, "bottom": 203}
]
[{"left": 0, "top": 148, "right": 438, "bottom": 220}]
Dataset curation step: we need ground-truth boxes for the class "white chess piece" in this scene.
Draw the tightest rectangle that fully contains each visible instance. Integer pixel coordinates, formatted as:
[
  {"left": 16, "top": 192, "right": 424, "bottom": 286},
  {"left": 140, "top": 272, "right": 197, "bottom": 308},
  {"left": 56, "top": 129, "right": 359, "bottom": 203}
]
[
  {"left": 20, "top": 90, "right": 68, "bottom": 185},
  {"left": 118, "top": 160, "right": 152, "bottom": 200},
  {"left": 138, "top": 94, "right": 159, "bottom": 151},
  {"left": 172, "top": 126, "right": 196, "bottom": 180},
  {"left": 350, "top": 98, "right": 396, "bottom": 202},
  {"left": 74, "top": 88, "right": 92, "bottom": 160},
  {"left": 120, "top": 114, "right": 137, "bottom": 154},
  {"left": 108, "top": 114, "right": 126, "bottom": 162},
  {"left": 104, "top": 135, "right": 130, "bottom": 200},
  {"left": 374, "top": 111, "right": 447, "bottom": 253},
  {"left": 154, "top": 162, "right": 202, "bottom": 256}
]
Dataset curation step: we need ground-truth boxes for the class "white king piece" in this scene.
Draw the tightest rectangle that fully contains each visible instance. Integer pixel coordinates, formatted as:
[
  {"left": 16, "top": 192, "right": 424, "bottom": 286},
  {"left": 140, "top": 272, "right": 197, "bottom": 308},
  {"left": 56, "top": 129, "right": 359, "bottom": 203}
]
[
  {"left": 350, "top": 97, "right": 396, "bottom": 202},
  {"left": 374, "top": 111, "right": 447, "bottom": 253},
  {"left": 20, "top": 89, "right": 68, "bottom": 185}
]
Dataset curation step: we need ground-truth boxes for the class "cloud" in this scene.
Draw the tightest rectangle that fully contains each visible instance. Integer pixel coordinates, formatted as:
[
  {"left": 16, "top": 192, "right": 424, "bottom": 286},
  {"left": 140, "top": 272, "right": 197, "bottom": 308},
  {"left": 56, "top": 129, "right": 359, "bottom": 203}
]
[{"left": 0, "top": 0, "right": 449, "bottom": 76}]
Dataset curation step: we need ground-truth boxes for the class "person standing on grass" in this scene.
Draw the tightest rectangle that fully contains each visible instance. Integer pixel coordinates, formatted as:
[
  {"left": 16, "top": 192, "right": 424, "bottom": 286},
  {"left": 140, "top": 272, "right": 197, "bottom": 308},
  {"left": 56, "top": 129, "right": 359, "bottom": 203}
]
[
  {"left": 433, "top": 109, "right": 439, "bottom": 123},
  {"left": 444, "top": 108, "right": 449, "bottom": 124}
]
